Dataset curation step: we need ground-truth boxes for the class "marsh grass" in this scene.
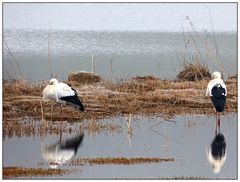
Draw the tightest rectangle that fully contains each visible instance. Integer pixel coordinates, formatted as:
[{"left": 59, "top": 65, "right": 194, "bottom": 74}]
[{"left": 3, "top": 75, "right": 237, "bottom": 126}]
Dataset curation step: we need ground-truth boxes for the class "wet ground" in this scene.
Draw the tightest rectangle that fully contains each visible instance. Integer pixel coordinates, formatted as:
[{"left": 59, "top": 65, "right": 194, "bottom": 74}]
[{"left": 3, "top": 113, "right": 237, "bottom": 179}]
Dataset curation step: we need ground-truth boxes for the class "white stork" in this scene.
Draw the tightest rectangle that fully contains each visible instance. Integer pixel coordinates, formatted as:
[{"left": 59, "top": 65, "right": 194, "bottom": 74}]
[
  {"left": 41, "top": 78, "right": 84, "bottom": 122},
  {"left": 206, "top": 71, "right": 227, "bottom": 126}
]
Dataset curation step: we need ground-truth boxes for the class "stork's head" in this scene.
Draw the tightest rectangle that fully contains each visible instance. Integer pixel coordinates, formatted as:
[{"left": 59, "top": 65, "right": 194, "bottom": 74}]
[
  {"left": 211, "top": 71, "right": 222, "bottom": 79},
  {"left": 49, "top": 78, "right": 59, "bottom": 85}
]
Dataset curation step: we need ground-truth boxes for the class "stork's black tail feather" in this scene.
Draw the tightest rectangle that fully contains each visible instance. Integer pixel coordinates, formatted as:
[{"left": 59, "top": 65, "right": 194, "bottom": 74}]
[
  {"left": 60, "top": 95, "right": 85, "bottom": 111},
  {"left": 210, "top": 85, "right": 226, "bottom": 113}
]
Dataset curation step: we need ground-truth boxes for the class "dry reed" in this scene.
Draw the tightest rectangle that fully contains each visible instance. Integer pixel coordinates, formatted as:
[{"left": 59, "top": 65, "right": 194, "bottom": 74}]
[
  {"left": 3, "top": 75, "right": 237, "bottom": 124},
  {"left": 68, "top": 72, "right": 101, "bottom": 84},
  {"left": 176, "top": 63, "right": 211, "bottom": 81}
]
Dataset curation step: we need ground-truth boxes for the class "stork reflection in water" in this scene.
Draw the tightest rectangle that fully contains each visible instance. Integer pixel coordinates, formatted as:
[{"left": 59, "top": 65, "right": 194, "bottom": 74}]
[
  {"left": 206, "top": 117, "right": 227, "bottom": 174},
  {"left": 41, "top": 122, "right": 84, "bottom": 168}
]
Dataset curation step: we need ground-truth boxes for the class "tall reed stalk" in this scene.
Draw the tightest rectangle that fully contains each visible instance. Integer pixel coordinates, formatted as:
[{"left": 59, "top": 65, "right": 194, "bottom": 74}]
[
  {"left": 185, "top": 16, "right": 226, "bottom": 75},
  {"left": 48, "top": 22, "right": 53, "bottom": 78},
  {"left": 4, "top": 39, "right": 24, "bottom": 79}
]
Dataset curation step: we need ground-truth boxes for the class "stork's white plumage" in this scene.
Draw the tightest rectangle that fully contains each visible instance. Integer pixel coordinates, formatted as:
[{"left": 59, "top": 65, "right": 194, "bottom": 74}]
[
  {"left": 206, "top": 71, "right": 227, "bottom": 97},
  {"left": 41, "top": 78, "right": 84, "bottom": 121}
]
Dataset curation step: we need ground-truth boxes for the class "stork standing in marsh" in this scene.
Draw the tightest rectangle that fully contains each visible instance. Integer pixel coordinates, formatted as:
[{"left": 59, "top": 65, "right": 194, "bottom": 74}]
[
  {"left": 206, "top": 71, "right": 227, "bottom": 132},
  {"left": 41, "top": 78, "right": 84, "bottom": 123}
]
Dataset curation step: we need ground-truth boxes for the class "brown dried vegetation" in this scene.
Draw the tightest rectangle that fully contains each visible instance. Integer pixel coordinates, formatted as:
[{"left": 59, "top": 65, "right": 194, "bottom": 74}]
[
  {"left": 3, "top": 75, "right": 237, "bottom": 124},
  {"left": 3, "top": 166, "right": 67, "bottom": 179},
  {"left": 68, "top": 71, "right": 101, "bottom": 84},
  {"left": 176, "top": 63, "right": 211, "bottom": 81}
]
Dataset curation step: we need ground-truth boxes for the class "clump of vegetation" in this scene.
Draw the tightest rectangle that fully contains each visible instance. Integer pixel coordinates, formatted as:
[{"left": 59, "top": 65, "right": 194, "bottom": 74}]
[
  {"left": 176, "top": 63, "right": 211, "bottom": 81},
  {"left": 3, "top": 166, "right": 67, "bottom": 179},
  {"left": 68, "top": 71, "right": 101, "bottom": 84},
  {"left": 176, "top": 16, "right": 226, "bottom": 82},
  {"left": 228, "top": 74, "right": 237, "bottom": 80}
]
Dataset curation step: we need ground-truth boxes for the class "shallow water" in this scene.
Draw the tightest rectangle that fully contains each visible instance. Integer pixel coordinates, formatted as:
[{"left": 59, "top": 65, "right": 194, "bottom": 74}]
[
  {"left": 3, "top": 30, "right": 237, "bottom": 81},
  {"left": 3, "top": 114, "right": 237, "bottom": 179}
]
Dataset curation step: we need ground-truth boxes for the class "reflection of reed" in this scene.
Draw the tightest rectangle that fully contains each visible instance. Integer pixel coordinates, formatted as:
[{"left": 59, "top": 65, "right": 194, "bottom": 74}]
[
  {"left": 3, "top": 117, "right": 121, "bottom": 139},
  {"left": 126, "top": 114, "right": 133, "bottom": 147},
  {"left": 126, "top": 114, "right": 133, "bottom": 135},
  {"left": 82, "top": 118, "right": 121, "bottom": 140},
  {"left": 89, "top": 118, "right": 97, "bottom": 140}
]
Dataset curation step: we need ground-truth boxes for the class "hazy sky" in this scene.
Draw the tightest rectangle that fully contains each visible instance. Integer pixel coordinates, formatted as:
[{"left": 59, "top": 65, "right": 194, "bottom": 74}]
[{"left": 3, "top": 3, "right": 237, "bottom": 32}]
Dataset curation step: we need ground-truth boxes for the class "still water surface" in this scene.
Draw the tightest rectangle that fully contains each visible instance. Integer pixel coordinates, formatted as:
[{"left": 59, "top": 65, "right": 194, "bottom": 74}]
[{"left": 3, "top": 114, "right": 237, "bottom": 179}]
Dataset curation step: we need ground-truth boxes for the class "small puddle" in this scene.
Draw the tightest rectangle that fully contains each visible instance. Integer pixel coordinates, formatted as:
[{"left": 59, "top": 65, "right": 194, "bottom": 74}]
[{"left": 3, "top": 114, "right": 237, "bottom": 179}]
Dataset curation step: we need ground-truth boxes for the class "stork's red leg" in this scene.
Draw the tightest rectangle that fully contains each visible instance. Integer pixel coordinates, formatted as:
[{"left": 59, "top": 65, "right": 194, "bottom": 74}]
[
  {"left": 215, "top": 113, "right": 218, "bottom": 135},
  {"left": 217, "top": 113, "right": 221, "bottom": 133}
]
